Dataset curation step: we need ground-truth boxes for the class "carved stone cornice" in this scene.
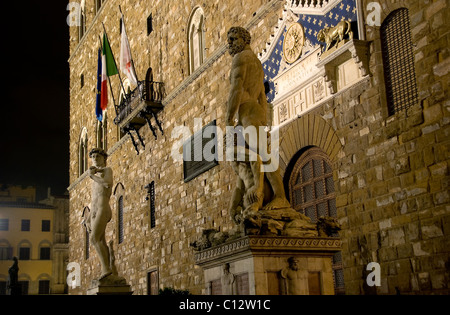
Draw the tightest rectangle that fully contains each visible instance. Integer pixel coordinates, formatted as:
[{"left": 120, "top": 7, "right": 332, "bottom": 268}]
[
  {"left": 195, "top": 236, "right": 341, "bottom": 266},
  {"left": 316, "top": 39, "right": 371, "bottom": 94}
]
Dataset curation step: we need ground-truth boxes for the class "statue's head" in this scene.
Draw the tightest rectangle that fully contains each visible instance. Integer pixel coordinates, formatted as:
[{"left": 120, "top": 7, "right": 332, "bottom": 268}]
[
  {"left": 227, "top": 26, "right": 251, "bottom": 56},
  {"left": 287, "top": 257, "right": 299, "bottom": 271},
  {"left": 89, "top": 148, "right": 108, "bottom": 166}
]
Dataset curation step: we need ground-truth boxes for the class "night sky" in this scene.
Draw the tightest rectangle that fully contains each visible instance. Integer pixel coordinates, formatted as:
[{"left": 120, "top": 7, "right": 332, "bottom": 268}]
[{"left": 0, "top": 2, "right": 70, "bottom": 198}]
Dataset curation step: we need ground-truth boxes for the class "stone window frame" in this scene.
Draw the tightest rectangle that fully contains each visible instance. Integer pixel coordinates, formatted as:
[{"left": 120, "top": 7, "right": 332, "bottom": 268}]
[
  {"left": 78, "top": 0, "right": 87, "bottom": 42},
  {"left": 380, "top": 8, "right": 418, "bottom": 116},
  {"left": 17, "top": 240, "right": 32, "bottom": 260},
  {"left": 113, "top": 183, "right": 126, "bottom": 245},
  {"left": 38, "top": 240, "right": 52, "bottom": 260},
  {"left": 83, "top": 206, "right": 90, "bottom": 260},
  {"left": 78, "top": 127, "right": 88, "bottom": 177},
  {"left": 187, "top": 6, "right": 206, "bottom": 75}
]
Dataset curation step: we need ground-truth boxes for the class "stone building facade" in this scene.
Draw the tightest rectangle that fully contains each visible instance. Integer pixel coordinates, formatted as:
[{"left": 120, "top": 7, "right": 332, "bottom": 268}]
[{"left": 67, "top": 0, "right": 449, "bottom": 295}]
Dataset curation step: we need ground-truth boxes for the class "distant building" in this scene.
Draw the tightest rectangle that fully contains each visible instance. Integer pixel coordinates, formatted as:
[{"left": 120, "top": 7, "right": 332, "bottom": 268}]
[
  {"left": 68, "top": 0, "right": 449, "bottom": 295},
  {"left": 0, "top": 185, "right": 69, "bottom": 295}
]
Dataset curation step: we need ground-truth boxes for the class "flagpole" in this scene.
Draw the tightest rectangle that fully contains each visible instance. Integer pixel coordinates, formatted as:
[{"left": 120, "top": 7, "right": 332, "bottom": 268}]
[
  {"left": 102, "top": 22, "right": 128, "bottom": 98},
  {"left": 119, "top": 5, "right": 140, "bottom": 83},
  {"left": 98, "top": 36, "right": 118, "bottom": 116}
]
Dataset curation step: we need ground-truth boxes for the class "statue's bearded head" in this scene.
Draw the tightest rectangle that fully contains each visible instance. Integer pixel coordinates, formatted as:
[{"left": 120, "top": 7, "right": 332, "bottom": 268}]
[{"left": 227, "top": 27, "right": 251, "bottom": 56}]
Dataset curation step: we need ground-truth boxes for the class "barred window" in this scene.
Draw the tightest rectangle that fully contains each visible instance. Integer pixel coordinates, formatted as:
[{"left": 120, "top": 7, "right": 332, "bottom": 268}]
[
  {"left": 289, "top": 147, "right": 336, "bottom": 221},
  {"left": 118, "top": 196, "right": 124, "bottom": 244},
  {"left": 288, "top": 147, "right": 344, "bottom": 294},
  {"left": 381, "top": 8, "right": 418, "bottom": 116},
  {"left": 149, "top": 181, "right": 156, "bottom": 229}
]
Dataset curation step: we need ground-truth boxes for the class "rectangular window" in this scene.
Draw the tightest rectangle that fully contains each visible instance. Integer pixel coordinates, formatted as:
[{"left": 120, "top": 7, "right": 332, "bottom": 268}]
[
  {"left": 149, "top": 181, "right": 156, "bottom": 229},
  {"left": 19, "top": 281, "right": 29, "bottom": 295},
  {"left": 40, "top": 247, "right": 51, "bottom": 260},
  {"left": 85, "top": 228, "right": 90, "bottom": 260},
  {"left": 42, "top": 220, "right": 51, "bottom": 232},
  {"left": 38, "top": 280, "right": 50, "bottom": 295},
  {"left": 21, "top": 220, "right": 30, "bottom": 231},
  {"left": 0, "top": 219, "right": 9, "bottom": 231},
  {"left": 0, "top": 247, "right": 13, "bottom": 260},
  {"left": 19, "top": 247, "right": 30, "bottom": 260},
  {"left": 0, "top": 281, "right": 6, "bottom": 295},
  {"left": 118, "top": 196, "right": 124, "bottom": 244}
]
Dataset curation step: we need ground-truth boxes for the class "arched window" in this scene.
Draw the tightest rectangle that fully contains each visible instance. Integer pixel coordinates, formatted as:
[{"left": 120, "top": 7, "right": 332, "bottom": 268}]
[
  {"left": 78, "top": 0, "right": 87, "bottom": 41},
  {"left": 287, "top": 147, "right": 344, "bottom": 294},
  {"left": 82, "top": 206, "right": 90, "bottom": 260},
  {"left": 381, "top": 8, "right": 418, "bottom": 116},
  {"left": 79, "top": 128, "right": 88, "bottom": 176},
  {"left": 188, "top": 7, "right": 206, "bottom": 74},
  {"left": 288, "top": 147, "right": 336, "bottom": 221}
]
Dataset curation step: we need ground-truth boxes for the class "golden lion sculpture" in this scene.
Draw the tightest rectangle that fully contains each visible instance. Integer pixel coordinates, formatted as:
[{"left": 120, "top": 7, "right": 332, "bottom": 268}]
[{"left": 317, "top": 20, "right": 353, "bottom": 52}]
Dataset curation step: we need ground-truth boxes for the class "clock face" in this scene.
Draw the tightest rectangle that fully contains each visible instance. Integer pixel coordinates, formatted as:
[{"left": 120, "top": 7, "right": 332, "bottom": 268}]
[{"left": 283, "top": 23, "right": 305, "bottom": 64}]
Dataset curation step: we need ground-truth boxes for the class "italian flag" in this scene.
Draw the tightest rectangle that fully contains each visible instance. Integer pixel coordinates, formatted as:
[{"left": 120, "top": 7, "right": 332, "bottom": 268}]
[{"left": 101, "top": 33, "right": 118, "bottom": 110}]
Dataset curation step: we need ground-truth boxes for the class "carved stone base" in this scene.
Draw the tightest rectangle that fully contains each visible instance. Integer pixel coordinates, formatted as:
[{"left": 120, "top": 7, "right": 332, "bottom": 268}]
[
  {"left": 87, "top": 274, "right": 133, "bottom": 295},
  {"left": 195, "top": 236, "right": 341, "bottom": 295}
]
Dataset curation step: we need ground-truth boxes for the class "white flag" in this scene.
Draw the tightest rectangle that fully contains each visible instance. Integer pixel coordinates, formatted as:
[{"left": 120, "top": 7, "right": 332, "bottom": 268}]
[{"left": 120, "top": 18, "right": 138, "bottom": 86}]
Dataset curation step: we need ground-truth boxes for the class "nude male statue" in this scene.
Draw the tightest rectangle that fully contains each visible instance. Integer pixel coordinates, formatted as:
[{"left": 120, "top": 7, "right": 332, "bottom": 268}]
[
  {"left": 226, "top": 26, "right": 291, "bottom": 223},
  {"left": 88, "top": 148, "right": 113, "bottom": 280},
  {"left": 221, "top": 263, "right": 236, "bottom": 295},
  {"left": 280, "top": 257, "right": 307, "bottom": 295}
]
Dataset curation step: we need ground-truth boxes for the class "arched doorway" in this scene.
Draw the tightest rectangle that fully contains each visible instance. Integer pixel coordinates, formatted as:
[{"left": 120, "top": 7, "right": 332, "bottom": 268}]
[{"left": 286, "top": 146, "right": 345, "bottom": 294}]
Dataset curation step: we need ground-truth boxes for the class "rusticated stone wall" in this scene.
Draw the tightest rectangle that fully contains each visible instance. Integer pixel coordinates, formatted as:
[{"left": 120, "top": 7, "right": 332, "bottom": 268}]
[{"left": 68, "top": 0, "right": 449, "bottom": 295}]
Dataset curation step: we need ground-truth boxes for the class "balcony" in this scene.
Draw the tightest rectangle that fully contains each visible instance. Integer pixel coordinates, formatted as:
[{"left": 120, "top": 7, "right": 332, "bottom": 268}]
[{"left": 114, "top": 79, "right": 165, "bottom": 154}]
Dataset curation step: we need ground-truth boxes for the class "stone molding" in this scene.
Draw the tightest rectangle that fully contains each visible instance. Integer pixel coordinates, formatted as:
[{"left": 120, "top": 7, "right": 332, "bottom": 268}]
[{"left": 195, "top": 236, "right": 341, "bottom": 266}]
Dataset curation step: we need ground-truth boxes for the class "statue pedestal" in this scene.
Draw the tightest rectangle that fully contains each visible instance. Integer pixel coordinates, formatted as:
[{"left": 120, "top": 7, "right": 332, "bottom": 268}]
[
  {"left": 87, "top": 283, "right": 133, "bottom": 295},
  {"left": 194, "top": 236, "right": 341, "bottom": 295},
  {"left": 87, "top": 275, "right": 133, "bottom": 295}
]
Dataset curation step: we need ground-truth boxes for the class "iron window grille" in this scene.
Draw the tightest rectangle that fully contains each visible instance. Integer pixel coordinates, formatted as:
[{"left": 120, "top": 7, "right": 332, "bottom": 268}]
[{"left": 381, "top": 8, "right": 418, "bottom": 116}]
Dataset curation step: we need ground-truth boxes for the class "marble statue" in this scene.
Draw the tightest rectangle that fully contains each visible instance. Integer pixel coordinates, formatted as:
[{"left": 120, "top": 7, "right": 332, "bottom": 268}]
[
  {"left": 280, "top": 257, "right": 305, "bottom": 295},
  {"left": 225, "top": 26, "right": 317, "bottom": 236},
  {"left": 221, "top": 263, "right": 236, "bottom": 295},
  {"left": 88, "top": 148, "right": 114, "bottom": 281},
  {"left": 226, "top": 26, "right": 291, "bottom": 214}
]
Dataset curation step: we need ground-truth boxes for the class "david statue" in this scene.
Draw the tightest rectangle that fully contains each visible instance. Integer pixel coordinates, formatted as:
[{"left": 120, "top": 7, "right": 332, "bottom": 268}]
[{"left": 84, "top": 148, "right": 126, "bottom": 285}]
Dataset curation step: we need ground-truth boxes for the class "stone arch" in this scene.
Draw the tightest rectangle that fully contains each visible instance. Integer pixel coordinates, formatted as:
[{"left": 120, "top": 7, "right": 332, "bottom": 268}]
[
  {"left": 278, "top": 114, "right": 343, "bottom": 177},
  {"left": 379, "top": 0, "right": 409, "bottom": 24},
  {"left": 187, "top": 6, "right": 206, "bottom": 74}
]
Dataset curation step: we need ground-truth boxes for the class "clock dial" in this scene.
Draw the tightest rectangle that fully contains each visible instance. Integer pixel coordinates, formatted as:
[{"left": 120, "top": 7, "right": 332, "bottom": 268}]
[{"left": 283, "top": 23, "right": 305, "bottom": 64}]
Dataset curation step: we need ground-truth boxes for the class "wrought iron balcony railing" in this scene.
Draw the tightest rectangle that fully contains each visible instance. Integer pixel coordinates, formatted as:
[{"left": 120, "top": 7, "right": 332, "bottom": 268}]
[
  {"left": 113, "top": 79, "right": 165, "bottom": 155},
  {"left": 114, "top": 80, "right": 165, "bottom": 126}
]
